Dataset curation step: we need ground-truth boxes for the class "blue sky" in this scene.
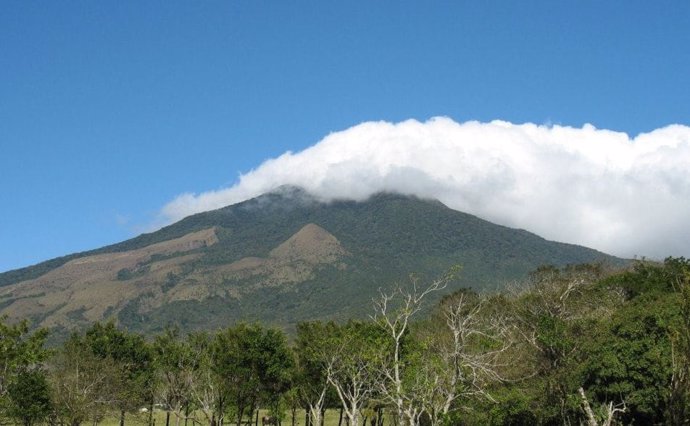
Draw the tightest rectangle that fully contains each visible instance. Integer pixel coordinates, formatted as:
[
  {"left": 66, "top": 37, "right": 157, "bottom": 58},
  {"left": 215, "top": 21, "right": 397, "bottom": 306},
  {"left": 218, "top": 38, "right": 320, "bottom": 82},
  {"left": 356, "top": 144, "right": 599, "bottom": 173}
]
[{"left": 2, "top": 1, "right": 690, "bottom": 272}]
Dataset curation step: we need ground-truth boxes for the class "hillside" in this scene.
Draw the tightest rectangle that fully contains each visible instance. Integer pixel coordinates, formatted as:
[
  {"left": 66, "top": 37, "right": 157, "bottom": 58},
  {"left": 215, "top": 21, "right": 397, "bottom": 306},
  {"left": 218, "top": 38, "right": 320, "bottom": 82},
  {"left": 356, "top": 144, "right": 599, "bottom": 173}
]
[{"left": 0, "top": 186, "right": 622, "bottom": 336}]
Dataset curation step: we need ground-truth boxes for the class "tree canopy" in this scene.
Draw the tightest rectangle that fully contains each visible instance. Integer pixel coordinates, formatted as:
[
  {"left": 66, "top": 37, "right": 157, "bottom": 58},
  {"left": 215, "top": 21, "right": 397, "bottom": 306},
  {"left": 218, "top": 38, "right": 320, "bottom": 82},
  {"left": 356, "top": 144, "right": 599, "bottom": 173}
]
[{"left": 2, "top": 259, "right": 690, "bottom": 425}]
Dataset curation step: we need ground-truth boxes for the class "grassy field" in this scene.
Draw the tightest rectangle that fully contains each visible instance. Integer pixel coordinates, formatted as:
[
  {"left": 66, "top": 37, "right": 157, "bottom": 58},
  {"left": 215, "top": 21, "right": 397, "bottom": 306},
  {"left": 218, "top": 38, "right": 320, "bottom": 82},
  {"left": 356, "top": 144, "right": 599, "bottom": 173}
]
[{"left": 98, "top": 409, "right": 382, "bottom": 426}]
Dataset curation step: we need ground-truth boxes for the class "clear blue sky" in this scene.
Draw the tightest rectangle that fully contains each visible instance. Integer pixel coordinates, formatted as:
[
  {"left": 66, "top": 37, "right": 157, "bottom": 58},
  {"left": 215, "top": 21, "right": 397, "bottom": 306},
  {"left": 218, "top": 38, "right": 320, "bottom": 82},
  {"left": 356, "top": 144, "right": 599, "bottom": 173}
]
[{"left": 1, "top": 1, "right": 689, "bottom": 272}]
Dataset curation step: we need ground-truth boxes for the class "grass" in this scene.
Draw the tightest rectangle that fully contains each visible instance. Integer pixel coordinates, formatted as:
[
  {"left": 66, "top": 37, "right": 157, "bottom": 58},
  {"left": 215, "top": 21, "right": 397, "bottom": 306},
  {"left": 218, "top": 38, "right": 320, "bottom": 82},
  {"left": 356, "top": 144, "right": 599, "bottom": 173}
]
[{"left": 98, "top": 409, "right": 382, "bottom": 426}]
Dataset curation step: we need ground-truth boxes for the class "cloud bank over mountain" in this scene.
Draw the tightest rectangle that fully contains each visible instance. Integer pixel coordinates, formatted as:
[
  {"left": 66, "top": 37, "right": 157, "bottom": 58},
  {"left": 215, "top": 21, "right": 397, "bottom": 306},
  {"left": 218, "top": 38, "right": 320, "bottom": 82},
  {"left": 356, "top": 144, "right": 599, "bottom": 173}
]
[{"left": 161, "top": 117, "right": 690, "bottom": 259}]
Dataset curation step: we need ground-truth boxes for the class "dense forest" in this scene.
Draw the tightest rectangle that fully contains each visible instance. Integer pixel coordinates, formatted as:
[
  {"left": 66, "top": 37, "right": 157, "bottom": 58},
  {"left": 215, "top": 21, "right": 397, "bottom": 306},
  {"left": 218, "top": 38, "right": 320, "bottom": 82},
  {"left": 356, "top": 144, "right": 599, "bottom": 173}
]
[{"left": 1, "top": 258, "right": 689, "bottom": 426}]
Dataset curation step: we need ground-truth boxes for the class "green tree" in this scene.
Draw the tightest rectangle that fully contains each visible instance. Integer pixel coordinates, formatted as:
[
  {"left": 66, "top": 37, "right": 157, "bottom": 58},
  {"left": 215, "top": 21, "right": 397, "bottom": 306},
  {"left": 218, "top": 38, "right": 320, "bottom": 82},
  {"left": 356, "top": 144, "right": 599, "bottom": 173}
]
[
  {"left": 49, "top": 334, "right": 121, "bottom": 426},
  {"left": 414, "top": 290, "right": 513, "bottom": 426},
  {"left": 186, "top": 331, "right": 219, "bottom": 426},
  {"left": 153, "top": 327, "right": 195, "bottom": 426},
  {"left": 508, "top": 264, "right": 616, "bottom": 424},
  {"left": 212, "top": 323, "right": 294, "bottom": 426},
  {"left": 0, "top": 317, "right": 49, "bottom": 398},
  {"left": 6, "top": 369, "right": 52, "bottom": 426},
  {"left": 294, "top": 321, "right": 338, "bottom": 426},
  {"left": 580, "top": 294, "right": 673, "bottom": 424},
  {"left": 325, "top": 321, "right": 386, "bottom": 426},
  {"left": 372, "top": 272, "right": 451, "bottom": 426},
  {"left": 83, "top": 321, "right": 155, "bottom": 426},
  {"left": 578, "top": 259, "right": 690, "bottom": 424},
  {"left": 668, "top": 268, "right": 690, "bottom": 424},
  {"left": 0, "top": 316, "right": 49, "bottom": 421}
]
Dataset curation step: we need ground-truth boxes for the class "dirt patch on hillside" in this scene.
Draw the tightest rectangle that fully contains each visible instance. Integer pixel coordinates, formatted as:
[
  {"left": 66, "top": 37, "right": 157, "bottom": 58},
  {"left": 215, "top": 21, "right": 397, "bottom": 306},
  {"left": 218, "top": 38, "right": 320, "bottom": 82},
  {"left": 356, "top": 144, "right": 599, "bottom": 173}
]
[
  {"left": 210, "top": 223, "right": 348, "bottom": 287},
  {"left": 0, "top": 228, "right": 217, "bottom": 329},
  {"left": 0, "top": 224, "right": 349, "bottom": 330}
]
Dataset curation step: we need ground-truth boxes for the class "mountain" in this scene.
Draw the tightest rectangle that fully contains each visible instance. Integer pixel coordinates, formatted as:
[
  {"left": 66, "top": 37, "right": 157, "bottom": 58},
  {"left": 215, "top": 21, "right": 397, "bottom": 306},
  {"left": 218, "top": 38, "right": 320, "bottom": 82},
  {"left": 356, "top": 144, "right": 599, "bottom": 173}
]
[{"left": 0, "top": 186, "right": 622, "bottom": 338}]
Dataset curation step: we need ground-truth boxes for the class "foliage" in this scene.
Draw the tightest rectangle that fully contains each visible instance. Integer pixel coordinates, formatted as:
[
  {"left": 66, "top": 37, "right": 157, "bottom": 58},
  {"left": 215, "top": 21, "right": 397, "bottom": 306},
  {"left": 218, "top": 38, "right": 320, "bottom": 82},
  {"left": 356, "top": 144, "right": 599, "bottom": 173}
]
[
  {"left": 152, "top": 327, "right": 195, "bottom": 421},
  {"left": 5, "top": 369, "right": 52, "bottom": 426},
  {"left": 667, "top": 264, "right": 690, "bottom": 424},
  {"left": 580, "top": 294, "right": 674, "bottom": 423},
  {"left": 0, "top": 316, "right": 49, "bottom": 422},
  {"left": 0, "top": 188, "right": 622, "bottom": 339},
  {"left": 6, "top": 257, "right": 690, "bottom": 425},
  {"left": 83, "top": 321, "right": 155, "bottom": 418},
  {"left": 211, "top": 323, "right": 295, "bottom": 424},
  {"left": 294, "top": 321, "right": 339, "bottom": 424},
  {"left": 324, "top": 321, "right": 388, "bottom": 426},
  {"left": 49, "top": 334, "right": 123, "bottom": 426}
]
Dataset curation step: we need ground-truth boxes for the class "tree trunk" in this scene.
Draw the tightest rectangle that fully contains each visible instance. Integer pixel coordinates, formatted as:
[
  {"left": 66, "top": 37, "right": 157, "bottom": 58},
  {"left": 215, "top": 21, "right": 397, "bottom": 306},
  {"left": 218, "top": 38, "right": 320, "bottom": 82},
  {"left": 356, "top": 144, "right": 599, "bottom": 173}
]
[
  {"left": 166, "top": 412, "right": 170, "bottom": 426},
  {"left": 149, "top": 399, "right": 154, "bottom": 426},
  {"left": 120, "top": 410, "right": 125, "bottom": 426},
  {"left": 578, "top": 387, "right": 598, "bottom": 426},
  {"left": 338, "top": 408, "right": 343, "bottom": 426}
]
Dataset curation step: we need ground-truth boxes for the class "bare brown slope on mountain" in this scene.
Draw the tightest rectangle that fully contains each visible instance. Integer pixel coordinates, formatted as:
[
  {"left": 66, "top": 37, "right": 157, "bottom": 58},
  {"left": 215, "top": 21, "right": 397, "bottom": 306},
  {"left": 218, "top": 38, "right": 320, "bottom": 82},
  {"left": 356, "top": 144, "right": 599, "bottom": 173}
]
[
  {"left": 0, "top": 224, "right": 347, "bottom": 331},
  {"left": 0, "top": 228, "right": 218, "bottom": 329},
  {"left": 148, "top": 223, "right": 348, "bottom": 311}
]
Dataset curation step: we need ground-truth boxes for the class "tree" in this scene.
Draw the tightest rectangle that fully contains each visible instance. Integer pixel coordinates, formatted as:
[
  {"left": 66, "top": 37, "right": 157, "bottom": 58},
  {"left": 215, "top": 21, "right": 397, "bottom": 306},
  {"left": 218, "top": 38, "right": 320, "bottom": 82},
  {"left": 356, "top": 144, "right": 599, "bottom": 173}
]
[
  {"left": 0, "top": 316, "right": 49, "bottom": 422},
  {"left": 83, "top": 321, "right": 155, "bottom": 426},
  {"left": 153, "top": 327, "right": 195, "bottom": 426},
  {"left": 0, "top": 317, "right": 49, "bottom": 400},
  {"left": 578, "top": 386, "right": 626, "bottom": 426},
  {"left": 211, "top": 324, "right": 294, "bottom": 426},
  {"left": 667, "top": 262, "right": 690, "bottom": 424},
  {"left": 49, "top": 334, "right": 122, "bottom": 426},
  {"left": 509, "top": 264, "right": 619, "bottom": 423},
  {"left": 294, "top": 321, "right": 338, "bottom": 426},
  {"left": 185, "top": 331, "right": 220, "bottom": 426},
  {"left": 325, "top": 321, "right": 385, "bottom": 426},
  {"left": 574, "top": 259, "right": 690, "bottom": 424},
  {"left": 412, "top": 290, "right": 514, "bottom": 425},
  {"left": 6, "top": 369, "right": 52, "bottom": 426},
  {"left": 372, "top": 272, "right": 451, "bottom": 426}
]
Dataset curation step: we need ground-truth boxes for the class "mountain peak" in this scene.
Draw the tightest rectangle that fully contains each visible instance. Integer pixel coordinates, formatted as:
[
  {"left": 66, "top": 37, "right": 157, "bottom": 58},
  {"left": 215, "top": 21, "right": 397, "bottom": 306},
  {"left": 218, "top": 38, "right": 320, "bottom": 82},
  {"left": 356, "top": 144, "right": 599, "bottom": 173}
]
[
  {"left": 0, "top": 186, "right": 623, "bottom": 337},
  {"left": 267, "top": 184, "right": 312, "bottom": 198}
]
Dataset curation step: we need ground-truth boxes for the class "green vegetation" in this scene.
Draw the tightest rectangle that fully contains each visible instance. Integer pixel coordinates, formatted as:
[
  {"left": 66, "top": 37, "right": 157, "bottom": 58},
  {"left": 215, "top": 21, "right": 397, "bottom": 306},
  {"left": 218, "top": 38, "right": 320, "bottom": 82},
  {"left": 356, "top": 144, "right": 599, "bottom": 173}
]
[
  {"left": 0, "top": 189, "right": 626, "bottom": 342},
  {"left": 5, "top": 189, "right": 625, "bottom": 336},
  {"left": 2, "top": 258, "right": 689, "bottom": 425}
]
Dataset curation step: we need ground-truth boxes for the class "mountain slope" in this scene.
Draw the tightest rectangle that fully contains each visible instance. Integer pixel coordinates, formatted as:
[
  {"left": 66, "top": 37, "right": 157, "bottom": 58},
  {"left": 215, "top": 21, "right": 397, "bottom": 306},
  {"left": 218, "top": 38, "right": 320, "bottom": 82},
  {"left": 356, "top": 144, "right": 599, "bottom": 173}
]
[{"left": 0, "top": 187, "right": 623, "bottom": 336}]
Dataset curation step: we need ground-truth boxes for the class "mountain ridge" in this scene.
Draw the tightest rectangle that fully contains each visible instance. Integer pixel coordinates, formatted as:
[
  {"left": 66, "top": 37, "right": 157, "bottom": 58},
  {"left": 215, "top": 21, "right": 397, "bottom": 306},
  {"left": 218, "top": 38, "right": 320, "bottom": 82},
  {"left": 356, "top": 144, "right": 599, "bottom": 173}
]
[{"left": 0, "top": 187, "right": 624, "bottom": 337}]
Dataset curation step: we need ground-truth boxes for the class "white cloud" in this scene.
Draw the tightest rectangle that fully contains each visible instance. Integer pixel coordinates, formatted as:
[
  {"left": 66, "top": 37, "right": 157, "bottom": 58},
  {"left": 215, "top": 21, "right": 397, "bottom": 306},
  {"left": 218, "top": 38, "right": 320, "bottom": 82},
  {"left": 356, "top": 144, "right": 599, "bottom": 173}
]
[{"left": 159, "top": 117, "right": 690, "bottom": 259}]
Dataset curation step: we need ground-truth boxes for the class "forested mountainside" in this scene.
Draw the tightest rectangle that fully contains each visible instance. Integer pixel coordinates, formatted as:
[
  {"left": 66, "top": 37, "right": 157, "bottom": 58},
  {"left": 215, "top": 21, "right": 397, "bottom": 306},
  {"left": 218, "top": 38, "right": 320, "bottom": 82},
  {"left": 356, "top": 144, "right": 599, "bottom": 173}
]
[{"left": 0, "top": 186, "right": 621, "bottom": 337}]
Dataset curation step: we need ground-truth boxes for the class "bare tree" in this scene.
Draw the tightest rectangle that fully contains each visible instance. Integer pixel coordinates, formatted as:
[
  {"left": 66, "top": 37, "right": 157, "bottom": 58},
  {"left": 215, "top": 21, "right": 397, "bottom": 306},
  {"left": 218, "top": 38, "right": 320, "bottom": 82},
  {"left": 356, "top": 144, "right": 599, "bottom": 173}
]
[
  {"left": 507, "top": 264, "right": 624, "bottom": 423},
  {"left": 578, "top": 387, "right": 626, "bottom": 426},
  {"left": 416, "top": 292, "right": 513, "bottom": 425},
  {"left": 49, "top": 339, "right": 121, "bottom": 426},
  {"left": 295, "top": 322, "right": 332, "bottom": 426},
  {"left": 509, "top": 264, "right": 620, "bottom": 358},
  {"left": 372, "top": 269, "right": 512, "bottom": 425},
  {"left": 372, "top": 272, "right": 452, "bottom": 426},
  {"left": 153, "top": 329, "right": 195, "bottom": 426},
  {"left": 325, "top": 322, "right": 383, "bottom": 426},
  {"left": 186, "top": 332, "right": 222, "bottom": 426},
  {"left": 304, "top": 385, "right": 327, "bottom": 426}
]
